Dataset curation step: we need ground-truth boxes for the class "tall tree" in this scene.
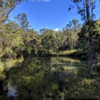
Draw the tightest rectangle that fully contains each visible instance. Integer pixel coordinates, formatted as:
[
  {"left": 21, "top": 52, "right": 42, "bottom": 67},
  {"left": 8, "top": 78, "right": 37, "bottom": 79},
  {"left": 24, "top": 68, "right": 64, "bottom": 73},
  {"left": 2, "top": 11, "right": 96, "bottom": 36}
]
[
  {"left": 14, "top": 13, "right": 30, "bottom": 32},
  {"left": 0, "top": 0, "right": 27, "bottom": 24},
  {"left": 86, "top": 0, "right": 93, "bottom": 78},
  {"left": 69, "top": 0, "right": 99, "bottom": 78}
]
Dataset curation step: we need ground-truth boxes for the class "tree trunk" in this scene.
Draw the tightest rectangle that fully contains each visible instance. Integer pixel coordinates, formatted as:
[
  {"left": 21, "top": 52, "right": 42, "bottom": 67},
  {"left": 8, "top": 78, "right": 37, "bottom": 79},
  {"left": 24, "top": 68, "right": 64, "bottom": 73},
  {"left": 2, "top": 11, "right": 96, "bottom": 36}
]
[
  {"left": 94, "top": 51, "right": 97, "bottom": 72},
  {"left": 86, "top": 0, "right": 93, "bottom": 79},
  {"left": 89, "top": 31, "right": 94, "bottom": 79}
]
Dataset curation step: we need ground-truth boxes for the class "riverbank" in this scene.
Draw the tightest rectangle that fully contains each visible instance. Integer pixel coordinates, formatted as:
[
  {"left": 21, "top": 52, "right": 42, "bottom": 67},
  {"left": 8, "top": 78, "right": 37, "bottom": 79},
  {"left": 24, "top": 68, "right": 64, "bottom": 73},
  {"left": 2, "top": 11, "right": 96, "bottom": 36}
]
[{"left": 37, "top": 49, "right": 88, "bottom": 60}]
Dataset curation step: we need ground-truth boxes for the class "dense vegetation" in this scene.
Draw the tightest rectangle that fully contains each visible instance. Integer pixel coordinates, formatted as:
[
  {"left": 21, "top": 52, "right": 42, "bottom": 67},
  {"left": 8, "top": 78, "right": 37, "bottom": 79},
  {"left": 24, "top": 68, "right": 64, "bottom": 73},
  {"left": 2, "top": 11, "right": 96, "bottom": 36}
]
[
  {"left": 0, "top": 17, "right": 82, "bottom": 59},
  {"left": 0, "top": 0, "right": 100, "bottom": 100}
]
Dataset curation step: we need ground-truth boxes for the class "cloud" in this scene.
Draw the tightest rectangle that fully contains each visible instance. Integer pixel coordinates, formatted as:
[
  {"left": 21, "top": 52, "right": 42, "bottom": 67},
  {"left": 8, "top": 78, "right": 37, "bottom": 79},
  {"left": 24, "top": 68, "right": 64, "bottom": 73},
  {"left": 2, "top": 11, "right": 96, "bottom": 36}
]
[
  {"left": 31, "top": 0, "right": 50, "bottom": 2},
  {"left": 54, "top": 28, "right": 60, "bottom": 32}
]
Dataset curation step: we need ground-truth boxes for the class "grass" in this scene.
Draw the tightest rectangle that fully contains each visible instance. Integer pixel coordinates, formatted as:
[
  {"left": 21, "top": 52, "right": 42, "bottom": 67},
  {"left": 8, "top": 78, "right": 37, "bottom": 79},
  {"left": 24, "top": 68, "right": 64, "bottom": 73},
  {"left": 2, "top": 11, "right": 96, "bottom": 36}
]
[
  {"left": 58, "top": 57, "right": 81, "bottom": 63},
  {"left": 49, "top": 49, "right": 77, "bottom": 56},
  {"left": 59, "top": 49, "right": 77, "bottom": 55}
]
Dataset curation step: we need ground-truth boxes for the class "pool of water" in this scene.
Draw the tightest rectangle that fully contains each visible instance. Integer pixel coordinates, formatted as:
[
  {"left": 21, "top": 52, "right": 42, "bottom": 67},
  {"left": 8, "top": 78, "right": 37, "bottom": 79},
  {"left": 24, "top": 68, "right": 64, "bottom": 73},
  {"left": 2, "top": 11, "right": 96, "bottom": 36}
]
[{"left": 1, "top": 57, "right": 88, "bottom": 99}]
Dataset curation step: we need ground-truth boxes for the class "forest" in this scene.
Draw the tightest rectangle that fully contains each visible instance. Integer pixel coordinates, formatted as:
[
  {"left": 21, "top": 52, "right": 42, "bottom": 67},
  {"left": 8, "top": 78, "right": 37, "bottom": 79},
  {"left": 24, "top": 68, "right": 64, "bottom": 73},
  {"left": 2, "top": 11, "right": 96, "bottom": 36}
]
[{"left": 0, "top": 0, "right": 100, "bottom": 100}]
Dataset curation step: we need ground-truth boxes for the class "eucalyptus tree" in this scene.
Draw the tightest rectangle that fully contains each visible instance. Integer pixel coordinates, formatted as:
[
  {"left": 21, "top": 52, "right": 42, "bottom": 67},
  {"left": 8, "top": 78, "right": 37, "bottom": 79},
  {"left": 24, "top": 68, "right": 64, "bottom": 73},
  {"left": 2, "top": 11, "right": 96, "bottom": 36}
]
[
  {"left": 62, "top": 19, "right": 80, "bottom": 50},
  {"left": 57, "top": 31, "right": 66, "bottom": 50},
  {"left": 69, "top": 0, "right": 100, "bottom": 78},
  {"left": 0, "top": 0, "right": 27, "bottom": 58},
  {"left": 0, "top": 0, "right": 27, "bottom": 25},
  {"left": 40, "top": 28, "right": 49, "bottom": 34},
  {"left": 41, "top": 30, "right": 57, "bottom": 53},
  {"left": 0, "top": 12, "right": 30, "bottom": 58},
  {"left": 14, "top": 13, "right": 30, "bottom": 32},
  {"left": 0, "top": 22, "right": 25, "bottom": 58},
  {"left": 72, "top": 19, "right": 79, "bottom": 31}
]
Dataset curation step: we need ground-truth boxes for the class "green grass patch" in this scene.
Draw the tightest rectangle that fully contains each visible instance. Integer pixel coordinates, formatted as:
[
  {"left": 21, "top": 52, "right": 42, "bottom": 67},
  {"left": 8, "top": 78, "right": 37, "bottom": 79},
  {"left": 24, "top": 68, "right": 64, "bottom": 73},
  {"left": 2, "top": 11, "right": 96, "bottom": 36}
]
[{"left": 58, "top": 49, "right": 77, "bottom": 56}]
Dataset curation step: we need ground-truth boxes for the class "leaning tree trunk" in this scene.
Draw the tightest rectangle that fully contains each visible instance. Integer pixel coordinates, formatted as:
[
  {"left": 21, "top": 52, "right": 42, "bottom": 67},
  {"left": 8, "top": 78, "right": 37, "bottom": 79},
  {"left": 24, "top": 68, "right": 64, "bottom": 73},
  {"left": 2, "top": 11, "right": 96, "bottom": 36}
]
[{"left": 86, "top": 0, "right": 94, "bottom": 79}]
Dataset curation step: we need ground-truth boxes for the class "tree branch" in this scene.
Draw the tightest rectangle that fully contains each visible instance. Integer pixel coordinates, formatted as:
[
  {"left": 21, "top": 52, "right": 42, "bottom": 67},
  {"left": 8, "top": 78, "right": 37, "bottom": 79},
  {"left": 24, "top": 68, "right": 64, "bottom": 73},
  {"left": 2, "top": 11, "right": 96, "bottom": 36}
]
[{"left": 0, "top": 1, "right": 23, "bottom": 24}]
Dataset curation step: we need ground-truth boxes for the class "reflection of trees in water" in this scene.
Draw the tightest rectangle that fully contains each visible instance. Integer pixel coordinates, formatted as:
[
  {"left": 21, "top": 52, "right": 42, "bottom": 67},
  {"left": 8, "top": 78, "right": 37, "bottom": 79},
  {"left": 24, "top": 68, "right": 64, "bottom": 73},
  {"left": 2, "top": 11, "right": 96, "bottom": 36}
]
[{"left": 0, "top": 57, "right": 92, "bottom": 100}]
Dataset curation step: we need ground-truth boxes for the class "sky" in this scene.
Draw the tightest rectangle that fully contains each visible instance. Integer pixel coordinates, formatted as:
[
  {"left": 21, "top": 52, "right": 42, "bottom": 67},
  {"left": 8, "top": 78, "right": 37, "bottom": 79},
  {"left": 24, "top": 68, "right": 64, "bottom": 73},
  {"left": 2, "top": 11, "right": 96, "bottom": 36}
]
[{"left": 9, "top": 0, "right": 100, "bottom": 32}]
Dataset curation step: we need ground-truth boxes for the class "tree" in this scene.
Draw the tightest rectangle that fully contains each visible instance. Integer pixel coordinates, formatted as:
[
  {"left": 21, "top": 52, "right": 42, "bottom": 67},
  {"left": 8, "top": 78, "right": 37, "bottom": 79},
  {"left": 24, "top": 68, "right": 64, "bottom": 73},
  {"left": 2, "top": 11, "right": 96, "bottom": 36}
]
[
  {"left": 70, "top": 0, "right": 99, "bottom": 78},
  {"left": 41, "top": 30, "right": 56, "bottom": 53},
  {"left": 62, "top": 20, "right": 80, "bottom": 50},
  {"left": 72, "top": 19, "right": 79, "bottom": 31},
  {"left": 0, "top": 0, "right": 27, "bottom": 25},
  {"left": 40, "top": 28, "right": 49, "bottom": 34},
  {"left": 0, "top": 0, "right": 27, "bottom": 53},
  {"left": 14, "top": 13, "right": 30, "bottom": 32}
]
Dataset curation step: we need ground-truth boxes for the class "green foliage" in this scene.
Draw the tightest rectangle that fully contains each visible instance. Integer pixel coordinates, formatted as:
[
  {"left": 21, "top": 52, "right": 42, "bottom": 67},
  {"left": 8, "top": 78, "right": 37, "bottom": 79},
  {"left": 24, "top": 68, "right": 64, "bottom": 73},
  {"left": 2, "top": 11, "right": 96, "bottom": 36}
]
[
  {"left": 1, "top": 0, "right": 100, "bottom": 99},
  {"left": 75, "top": 19, "right": 100, "bottom": 60},
  {"left": 0, "top": 0, "right": 27, "bottom": 24}
]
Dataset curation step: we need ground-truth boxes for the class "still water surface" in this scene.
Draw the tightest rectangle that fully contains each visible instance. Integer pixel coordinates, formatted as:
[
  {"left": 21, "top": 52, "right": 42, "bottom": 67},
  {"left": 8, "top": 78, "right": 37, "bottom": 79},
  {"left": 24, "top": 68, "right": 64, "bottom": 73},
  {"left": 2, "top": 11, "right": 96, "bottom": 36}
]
[{"left": 0, "top": 57, "right": 88, "bottom": 99}]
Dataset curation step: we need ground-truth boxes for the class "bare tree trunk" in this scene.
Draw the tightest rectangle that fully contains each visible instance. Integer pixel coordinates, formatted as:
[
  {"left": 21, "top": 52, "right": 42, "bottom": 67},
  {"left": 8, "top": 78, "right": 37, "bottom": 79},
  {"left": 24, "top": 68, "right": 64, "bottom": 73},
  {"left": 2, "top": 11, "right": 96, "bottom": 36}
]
[{"left": 86, "top": 0, "right": 93, "bottom": 79}]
